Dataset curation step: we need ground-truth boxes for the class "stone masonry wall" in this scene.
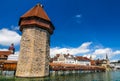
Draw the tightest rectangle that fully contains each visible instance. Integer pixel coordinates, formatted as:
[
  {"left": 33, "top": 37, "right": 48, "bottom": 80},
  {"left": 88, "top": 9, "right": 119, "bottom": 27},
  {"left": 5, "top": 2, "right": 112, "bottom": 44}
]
[{"left": 16, "top": 27, "right": 50, "bottom": 77}]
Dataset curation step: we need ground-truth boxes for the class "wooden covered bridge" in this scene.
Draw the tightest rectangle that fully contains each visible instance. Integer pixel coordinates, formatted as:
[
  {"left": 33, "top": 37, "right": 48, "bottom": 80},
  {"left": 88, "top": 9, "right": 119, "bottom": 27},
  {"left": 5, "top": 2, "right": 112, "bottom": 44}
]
[
  {"left": 0, "top": 61, "right": 106, "bottom": 71},
  {"left": 0, "top": 61, "right": 105, "bottom": 75},
  {"left": 0, "top": 60, "right": 17, "bottom": 71},
  {"left": 49, "top": 63, "right": 106, "bottom": 72}
]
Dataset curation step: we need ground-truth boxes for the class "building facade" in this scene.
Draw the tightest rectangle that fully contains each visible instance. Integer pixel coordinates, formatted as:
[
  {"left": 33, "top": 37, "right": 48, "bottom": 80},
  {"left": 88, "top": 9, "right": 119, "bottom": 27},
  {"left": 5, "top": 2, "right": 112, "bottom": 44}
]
[{"left": 52, "top": 54, "right": 91, "bottom": 66}]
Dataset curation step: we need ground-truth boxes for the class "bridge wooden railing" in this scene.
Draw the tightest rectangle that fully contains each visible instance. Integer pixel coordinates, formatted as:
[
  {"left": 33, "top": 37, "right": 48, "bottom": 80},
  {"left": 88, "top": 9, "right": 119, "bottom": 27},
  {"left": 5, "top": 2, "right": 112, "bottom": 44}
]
[
  {"left": 0, "top": 60, "right": 17, "bottom": 71},
  {"left": 49, "top": 63, "right": 106, "bottom": 71}
]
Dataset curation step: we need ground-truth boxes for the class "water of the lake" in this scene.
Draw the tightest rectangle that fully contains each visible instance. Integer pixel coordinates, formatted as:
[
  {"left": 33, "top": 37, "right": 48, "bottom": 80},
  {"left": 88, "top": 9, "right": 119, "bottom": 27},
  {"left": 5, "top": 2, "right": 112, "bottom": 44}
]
[{"left": 0, "top": 71, "right": 120, "bottom": 81}]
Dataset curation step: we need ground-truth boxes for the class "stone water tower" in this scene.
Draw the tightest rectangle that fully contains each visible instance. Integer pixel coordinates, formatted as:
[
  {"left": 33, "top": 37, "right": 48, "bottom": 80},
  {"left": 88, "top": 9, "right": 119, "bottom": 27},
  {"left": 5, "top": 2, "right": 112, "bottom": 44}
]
[{"left": 16, "top": 4, "right": 54, "bottom": 77}]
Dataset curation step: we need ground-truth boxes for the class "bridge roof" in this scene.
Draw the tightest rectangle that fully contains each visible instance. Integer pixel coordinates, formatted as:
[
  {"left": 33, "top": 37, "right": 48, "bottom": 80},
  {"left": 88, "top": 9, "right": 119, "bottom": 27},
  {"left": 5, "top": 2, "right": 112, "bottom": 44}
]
[{"left": 0, "top": 51, "right": 12, "bottom": 56}]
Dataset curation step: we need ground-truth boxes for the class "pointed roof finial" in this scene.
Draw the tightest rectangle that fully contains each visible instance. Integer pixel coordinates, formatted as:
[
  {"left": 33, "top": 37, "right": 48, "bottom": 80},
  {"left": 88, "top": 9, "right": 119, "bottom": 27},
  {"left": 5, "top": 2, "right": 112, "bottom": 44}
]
[
  {"left": 40, "top": 4, "right": 44, "bottom": 8},
  {"left": 36, "top": 3, "right": 44, "bottom": 8}
]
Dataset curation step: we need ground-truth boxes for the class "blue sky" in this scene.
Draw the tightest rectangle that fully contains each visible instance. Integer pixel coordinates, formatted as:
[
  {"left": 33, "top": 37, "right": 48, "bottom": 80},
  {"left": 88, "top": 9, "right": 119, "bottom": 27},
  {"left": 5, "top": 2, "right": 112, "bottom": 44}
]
[{"left": 0, "top": 0, "right": 120, "bottom": 61}]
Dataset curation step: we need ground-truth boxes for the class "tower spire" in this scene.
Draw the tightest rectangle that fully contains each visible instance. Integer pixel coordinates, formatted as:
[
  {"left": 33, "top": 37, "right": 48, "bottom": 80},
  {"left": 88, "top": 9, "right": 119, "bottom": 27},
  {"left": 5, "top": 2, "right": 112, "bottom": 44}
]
[
  {"left": 106, "top": 53, "right": 108, "bottom": 60},
  {"left": 90, "top": 55, "right": 92, "bottom": 60}
]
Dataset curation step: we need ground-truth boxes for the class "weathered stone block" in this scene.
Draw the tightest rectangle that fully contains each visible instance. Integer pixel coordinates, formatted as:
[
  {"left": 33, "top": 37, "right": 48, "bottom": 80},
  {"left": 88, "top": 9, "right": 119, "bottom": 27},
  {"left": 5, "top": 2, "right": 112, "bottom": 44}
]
[{"left": 16, "top": 27, "right": 50, "bottom": 77}]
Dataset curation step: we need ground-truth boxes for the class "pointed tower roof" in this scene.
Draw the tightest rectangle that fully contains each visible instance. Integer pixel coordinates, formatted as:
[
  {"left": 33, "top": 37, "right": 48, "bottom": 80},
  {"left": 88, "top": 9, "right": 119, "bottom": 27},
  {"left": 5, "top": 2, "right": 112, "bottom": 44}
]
[
  {"left": 90, "top": 55, "right": 92, "bottom": 60},
  {"left": 21, "top": 3, "right": 50, "bottom": 21},
  {"left": 106, "top": 54, "right": 109, "bottom": 60},
  {"left": 19, "top": 3, "right": 54, "bottom": 34}
]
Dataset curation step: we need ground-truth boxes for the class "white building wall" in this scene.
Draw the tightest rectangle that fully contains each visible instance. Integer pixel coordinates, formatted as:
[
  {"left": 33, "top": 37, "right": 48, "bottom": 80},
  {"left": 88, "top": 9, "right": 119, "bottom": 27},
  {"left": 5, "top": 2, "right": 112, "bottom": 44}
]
[
  {"left": 65, "top": 59, "right": 76, "bottom": 64},
  {"left": 76, "top": 60, "right": 91, "bottom": 66}
]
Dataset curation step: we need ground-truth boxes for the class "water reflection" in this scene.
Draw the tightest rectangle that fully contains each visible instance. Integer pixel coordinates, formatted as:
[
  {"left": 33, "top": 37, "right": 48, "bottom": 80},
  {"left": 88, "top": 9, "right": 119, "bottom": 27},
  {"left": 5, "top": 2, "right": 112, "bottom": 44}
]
[
  {"left": 1, "top": 71, "right": 120, "bottom": 81},
  {"left": 15, "top": 78, "right": 45, "bottom": 81},
  {"left": 15, "top": 75, "right": 82, "bottom": 81},
  {"left": 14, "top": 72, "right": 113, "bottom": 81}
]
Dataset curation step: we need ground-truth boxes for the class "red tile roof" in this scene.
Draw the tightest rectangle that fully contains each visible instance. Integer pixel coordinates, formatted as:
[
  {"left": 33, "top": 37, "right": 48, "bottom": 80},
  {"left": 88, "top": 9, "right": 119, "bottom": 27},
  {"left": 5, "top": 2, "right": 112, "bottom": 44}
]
[
  {"left": 75, "top": 56, "right": 90, "bottom": 61},
  {"left": 19, "top": 3, "right": 55, "bottom": 34},
  {"left": 0, "top": 51, "right": 12, "bottom": 56},
  {"left": 51, "top": 54, "right": 90, "bottom": 61},
  {"left": 21, "top": 3, "right": 50, "bottom": 21},
  {"left": 90, "top": 60, "right": 96, "bottom": 65}
]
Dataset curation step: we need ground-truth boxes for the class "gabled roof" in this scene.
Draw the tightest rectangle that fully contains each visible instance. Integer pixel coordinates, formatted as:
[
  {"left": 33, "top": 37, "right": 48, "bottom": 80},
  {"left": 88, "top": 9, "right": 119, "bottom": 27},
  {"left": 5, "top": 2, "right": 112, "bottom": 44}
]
[
  {"left": 75, "top": 56, "right": 90, "bottom": 61},
  {"left": 52, "top": 54, "right": 90, "bottom": 61},
  {"left": 21, "top": 3, "right": 50, "bottom": 21},
  {"left": 64, "top": 54, "right": 74, "bottom": 59}
]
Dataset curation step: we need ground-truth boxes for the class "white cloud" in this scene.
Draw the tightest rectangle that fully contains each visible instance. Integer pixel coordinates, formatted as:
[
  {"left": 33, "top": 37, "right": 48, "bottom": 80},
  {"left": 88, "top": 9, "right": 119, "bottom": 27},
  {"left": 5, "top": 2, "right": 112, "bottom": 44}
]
[
  {"left": 11, "top": 25, "right": 19, "bottom": 31},
  {"left": 50, "top": 41, "right": 120, "bottom": 61},
  {"left": 93, "top": 48, "right": 112, "bottom": 55},
  {"left": 0, "top": 49, "right": 8, "bottom": 51},
  {"left": 92, "top": 48, "right": 112, "bottom": 59},
  {"left": 50, "top": 42, "right": 92, "bottom": 57},
  {"left": 80, "top": 42, "right": 92, "bottom": 49},
  {"left": 74, "top": 14, "right": 82, "bottom": 24},
  {"left": 75, "top": 14, "right": 82, "bottom": 18},
  {"left": 0, "top": 28, "right": 21, "bottom": 46},
  {"left": 92, "top": 47, "right": 120, "bottom": 60},
  {"left": 0, "top": 41, "right": 118, "bottom": 61},
  {"left": 113, "top": 50, "right": 120, "bottom": 55},
  {"left": 83, "top": 54, "right": 96, "bottom": 59}
]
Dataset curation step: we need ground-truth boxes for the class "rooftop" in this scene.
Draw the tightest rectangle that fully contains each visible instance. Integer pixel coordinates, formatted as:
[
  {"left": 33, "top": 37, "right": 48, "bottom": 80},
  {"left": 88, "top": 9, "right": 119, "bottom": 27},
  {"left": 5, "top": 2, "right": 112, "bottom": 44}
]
[
  {"left": 20, "top": 3, "right": 50, "bottom": 21},
  {"left": 0, "top": 51, "right": 12, "bottom": 56}
]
